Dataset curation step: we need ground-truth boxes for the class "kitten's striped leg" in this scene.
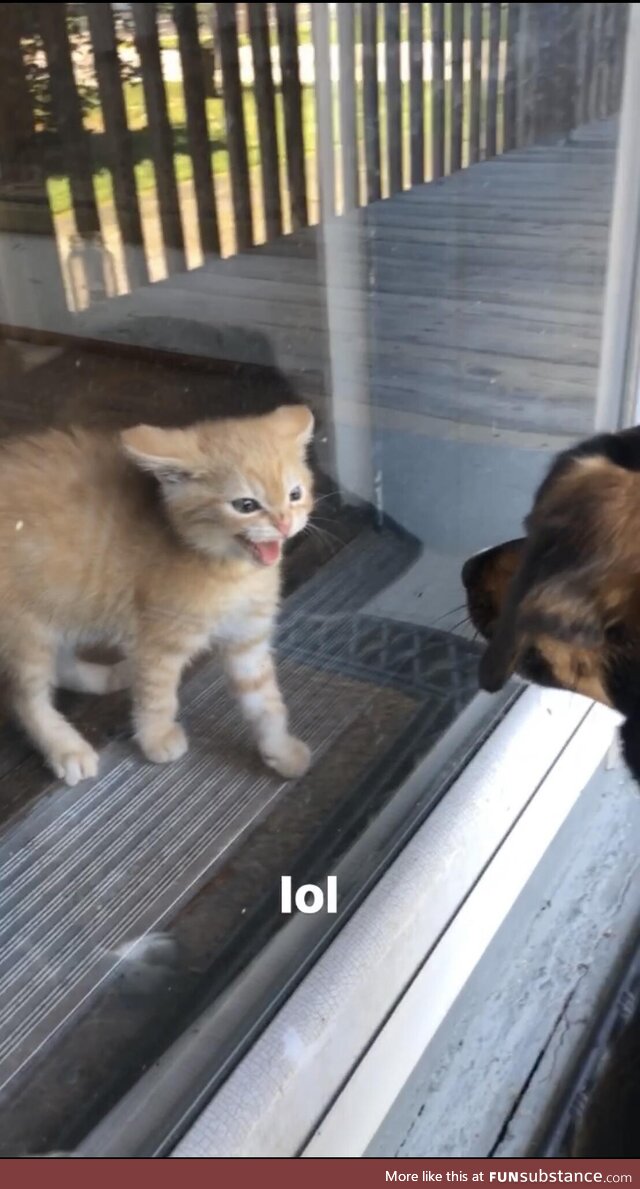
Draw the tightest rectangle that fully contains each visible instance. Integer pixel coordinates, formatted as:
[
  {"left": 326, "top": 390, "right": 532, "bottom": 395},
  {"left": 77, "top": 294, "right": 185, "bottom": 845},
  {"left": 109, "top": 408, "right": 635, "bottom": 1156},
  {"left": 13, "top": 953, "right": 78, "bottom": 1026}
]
[
  {"left": 132, "top": 647, "right": 189, "bottom": 764},
  {"left": 223, "top": 632, "right": 311, "bottom": 780},
  {"left": 8, "top": 634, "right": 99, "bottom": 785}
]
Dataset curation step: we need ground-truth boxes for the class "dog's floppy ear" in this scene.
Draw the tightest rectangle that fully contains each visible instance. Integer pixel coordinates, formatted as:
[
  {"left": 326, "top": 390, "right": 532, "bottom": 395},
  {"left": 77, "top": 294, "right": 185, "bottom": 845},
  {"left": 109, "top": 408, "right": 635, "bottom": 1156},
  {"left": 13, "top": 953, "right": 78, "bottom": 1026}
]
[
  {"left": 477, "top": 510, "right": 610, "bottom": 693},
  {"left": 620, "top": 716, "right": 640, "bottom": 784},
  {"left": 461, "top": 538, "right": 525, "bottom": 597}
]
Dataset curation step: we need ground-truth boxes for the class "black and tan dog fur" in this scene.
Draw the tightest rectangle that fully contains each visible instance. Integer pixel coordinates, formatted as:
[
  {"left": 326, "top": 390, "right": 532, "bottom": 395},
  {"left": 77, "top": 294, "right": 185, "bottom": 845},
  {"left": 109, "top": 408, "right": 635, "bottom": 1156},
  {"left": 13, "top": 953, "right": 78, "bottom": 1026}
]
[{"left": 462, "top": 425, "right": 640, "bottom": 781}]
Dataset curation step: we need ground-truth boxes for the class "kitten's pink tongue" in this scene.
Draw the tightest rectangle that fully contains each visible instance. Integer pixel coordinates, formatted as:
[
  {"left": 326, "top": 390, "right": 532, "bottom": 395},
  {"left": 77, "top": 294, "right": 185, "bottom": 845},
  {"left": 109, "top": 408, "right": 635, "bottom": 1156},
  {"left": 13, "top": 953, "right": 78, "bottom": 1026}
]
[{"left": 253, "top": 540, "right": 281, "bottom": 566}]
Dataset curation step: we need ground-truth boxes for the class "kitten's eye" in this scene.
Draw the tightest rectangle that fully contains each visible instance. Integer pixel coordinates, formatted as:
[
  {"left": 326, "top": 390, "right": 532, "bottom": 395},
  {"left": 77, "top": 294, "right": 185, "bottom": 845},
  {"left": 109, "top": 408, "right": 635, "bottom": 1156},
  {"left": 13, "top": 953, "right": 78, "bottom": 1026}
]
[
  {"left": 231, "top": 498, "right": 261, "bottom": 514},
  {"left": 290, "top": 486, "right": 302, "bottom": 502}
]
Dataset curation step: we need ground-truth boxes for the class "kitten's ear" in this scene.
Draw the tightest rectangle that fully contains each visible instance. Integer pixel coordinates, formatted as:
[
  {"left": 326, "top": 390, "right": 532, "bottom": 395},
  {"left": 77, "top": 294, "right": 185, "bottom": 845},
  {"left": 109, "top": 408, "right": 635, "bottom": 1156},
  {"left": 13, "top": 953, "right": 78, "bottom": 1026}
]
[
  {"left": 271, "top": 405, "right": 314, "bottom": 448},
  {"left": 121, "top": 425, "right": 205, "bottom": 482}
]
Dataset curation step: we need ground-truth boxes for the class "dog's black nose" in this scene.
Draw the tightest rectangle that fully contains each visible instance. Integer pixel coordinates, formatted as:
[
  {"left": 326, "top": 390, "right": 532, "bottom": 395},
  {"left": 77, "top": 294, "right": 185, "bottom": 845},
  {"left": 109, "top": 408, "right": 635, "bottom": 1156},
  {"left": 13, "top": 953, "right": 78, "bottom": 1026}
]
[{"left": 478, "top": 650, "right": 507, "bottom": 692}]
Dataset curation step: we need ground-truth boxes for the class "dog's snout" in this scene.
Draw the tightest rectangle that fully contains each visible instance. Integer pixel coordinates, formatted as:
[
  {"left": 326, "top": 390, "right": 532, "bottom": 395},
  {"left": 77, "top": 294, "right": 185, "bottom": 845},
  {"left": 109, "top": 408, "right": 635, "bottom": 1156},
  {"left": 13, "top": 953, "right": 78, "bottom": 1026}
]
[
  {"left": 461, "top": 554, "right": 481, "bottom": 588},
  {"left": 478, "top": 622, "right": 517, "bottom": 692},
  {"left": 478, "top": 650, "right": 508, "bottom": 693}
]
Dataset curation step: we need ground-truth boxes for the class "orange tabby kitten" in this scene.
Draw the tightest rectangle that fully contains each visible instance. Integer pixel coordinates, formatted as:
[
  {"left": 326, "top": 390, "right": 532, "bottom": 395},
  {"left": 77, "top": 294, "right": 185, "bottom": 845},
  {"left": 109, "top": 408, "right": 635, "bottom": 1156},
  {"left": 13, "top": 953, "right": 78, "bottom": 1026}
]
[{"left": 0, "top": 405, "right": 314, "bottom": 786}]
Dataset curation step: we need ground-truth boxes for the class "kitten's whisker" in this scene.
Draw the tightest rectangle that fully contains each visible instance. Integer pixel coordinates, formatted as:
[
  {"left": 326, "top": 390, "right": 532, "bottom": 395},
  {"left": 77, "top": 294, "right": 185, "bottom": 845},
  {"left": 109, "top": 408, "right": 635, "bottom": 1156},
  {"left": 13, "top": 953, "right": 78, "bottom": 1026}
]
[
  {"left": 313, "top": 491, "right": 340, "bottom": 506},
  {"left": 307, "top": 521, "right": 344, "bottom": 545},
  {"left": 303, "top": 523, "right": 342, "bottom": 557},
  {"left": 309, "top": 517, "right": 343, "bottom": 533},
  {"left": 309, "top": 514, "right": 343, "bottom": 528}
]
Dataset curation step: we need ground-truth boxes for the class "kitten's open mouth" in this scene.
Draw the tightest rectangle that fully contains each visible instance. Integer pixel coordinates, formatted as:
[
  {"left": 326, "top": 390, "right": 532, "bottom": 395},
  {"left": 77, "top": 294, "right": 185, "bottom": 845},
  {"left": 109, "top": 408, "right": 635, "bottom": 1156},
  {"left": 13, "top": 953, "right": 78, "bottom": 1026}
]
[{"left": 240, "top": 538, "right": 282, "bottom": 566}]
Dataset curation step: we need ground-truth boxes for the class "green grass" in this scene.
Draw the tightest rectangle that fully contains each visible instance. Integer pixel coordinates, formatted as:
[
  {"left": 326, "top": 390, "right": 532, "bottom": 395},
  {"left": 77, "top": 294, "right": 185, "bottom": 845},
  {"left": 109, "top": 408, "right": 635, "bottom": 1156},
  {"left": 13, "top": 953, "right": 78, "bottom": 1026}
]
[
  {"left": 157, "top": 6, "right": 509, "bottom": 54},
  {"left": 46, "top": 78, "right": 318, "bottom": 216},
  {"left": 45, "top": 19, "right": 507, "bottom": 219},
  {"left": 158, "top": 19, "right": 315, "bottom": 50}
]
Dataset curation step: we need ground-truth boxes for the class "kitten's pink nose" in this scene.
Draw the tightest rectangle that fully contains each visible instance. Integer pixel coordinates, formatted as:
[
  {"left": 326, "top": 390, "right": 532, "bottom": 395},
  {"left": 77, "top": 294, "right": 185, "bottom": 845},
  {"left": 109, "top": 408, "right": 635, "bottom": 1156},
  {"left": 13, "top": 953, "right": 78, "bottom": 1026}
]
[{"left": 275, "top": 517, "right": 292, "bottom": 538}]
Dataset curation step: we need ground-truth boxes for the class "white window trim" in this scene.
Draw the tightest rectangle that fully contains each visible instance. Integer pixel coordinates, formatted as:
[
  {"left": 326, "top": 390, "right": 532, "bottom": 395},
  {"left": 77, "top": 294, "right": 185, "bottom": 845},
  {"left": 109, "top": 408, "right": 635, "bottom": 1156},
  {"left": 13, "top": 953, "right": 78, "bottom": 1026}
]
[
  {"left": 167, "top": 692, "right": 618, "bottom": 1158},
  {"left": 302, "top": 701, "right": 617, "bottom": 1157}
]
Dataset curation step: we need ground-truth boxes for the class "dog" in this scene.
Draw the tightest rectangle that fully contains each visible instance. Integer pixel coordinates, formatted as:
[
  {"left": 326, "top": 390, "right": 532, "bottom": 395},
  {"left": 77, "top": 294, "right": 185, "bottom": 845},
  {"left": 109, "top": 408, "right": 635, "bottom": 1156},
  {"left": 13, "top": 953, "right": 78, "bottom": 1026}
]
[{"left": 462, "top": 425, "right": 640, "bottom": 781}]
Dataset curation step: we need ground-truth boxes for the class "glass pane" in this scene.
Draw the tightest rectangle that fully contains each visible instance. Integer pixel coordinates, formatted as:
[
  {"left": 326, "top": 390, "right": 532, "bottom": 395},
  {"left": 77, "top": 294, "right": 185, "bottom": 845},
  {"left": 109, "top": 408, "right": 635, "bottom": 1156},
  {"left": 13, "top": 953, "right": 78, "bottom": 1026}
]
[{"left": 0, "top": 0, "right": 631, "bottom": 1154}]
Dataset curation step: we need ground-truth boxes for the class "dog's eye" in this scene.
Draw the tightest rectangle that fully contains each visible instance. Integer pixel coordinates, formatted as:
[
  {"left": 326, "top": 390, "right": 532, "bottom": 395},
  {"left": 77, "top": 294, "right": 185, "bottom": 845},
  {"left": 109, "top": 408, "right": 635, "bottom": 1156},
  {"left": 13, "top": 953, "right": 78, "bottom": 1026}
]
[
  {"left": 231, "top": 498, "right": 261, "bottom": 514},
  {"left": 605, "top": 621, "right": 627, "bottom": 646},
  {"left": 290, "top": 486, "right": 302, "bottom": 502}
]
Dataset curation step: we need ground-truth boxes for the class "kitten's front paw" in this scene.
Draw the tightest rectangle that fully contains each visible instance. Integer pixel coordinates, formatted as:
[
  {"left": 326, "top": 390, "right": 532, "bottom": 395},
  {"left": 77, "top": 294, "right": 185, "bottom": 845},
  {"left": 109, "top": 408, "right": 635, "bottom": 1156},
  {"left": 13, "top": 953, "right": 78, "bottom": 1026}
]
[
  {"left": 138, "top": 722, "right": 188, "bottom": 764},
  {"left": 262, "top": 735, "right": 311, "bottom": 780},
  {"left": 49, "top": 739, "right": 100, "bottom": 787}
]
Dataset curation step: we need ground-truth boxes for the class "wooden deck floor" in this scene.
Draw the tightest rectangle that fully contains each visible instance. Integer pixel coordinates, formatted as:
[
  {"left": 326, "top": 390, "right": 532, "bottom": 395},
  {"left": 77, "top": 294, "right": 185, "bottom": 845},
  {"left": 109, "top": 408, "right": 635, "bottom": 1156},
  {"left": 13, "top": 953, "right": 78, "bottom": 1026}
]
[{"left": 81, "top": 119, "right": 619, "bottom": 440}]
